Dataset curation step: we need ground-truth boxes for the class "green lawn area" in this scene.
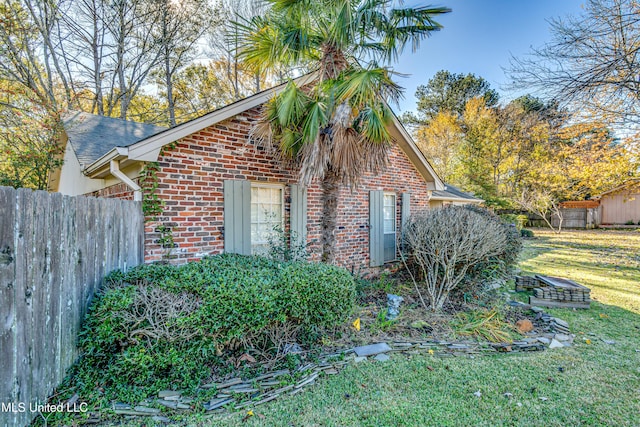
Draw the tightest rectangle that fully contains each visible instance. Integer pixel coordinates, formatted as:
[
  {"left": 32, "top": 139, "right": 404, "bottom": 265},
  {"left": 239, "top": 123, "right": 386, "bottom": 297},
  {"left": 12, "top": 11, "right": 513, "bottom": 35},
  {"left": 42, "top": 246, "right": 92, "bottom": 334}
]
[{"left": 200, "top": 229, "right": 640, "bottom": 427}]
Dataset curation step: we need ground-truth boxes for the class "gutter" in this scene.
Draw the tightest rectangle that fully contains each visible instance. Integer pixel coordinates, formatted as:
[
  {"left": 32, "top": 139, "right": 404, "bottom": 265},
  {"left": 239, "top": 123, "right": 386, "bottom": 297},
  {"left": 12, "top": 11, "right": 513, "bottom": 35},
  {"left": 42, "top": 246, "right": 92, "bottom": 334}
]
[{"left": 110, "top": 159, "right": 142, "bottom": 201}]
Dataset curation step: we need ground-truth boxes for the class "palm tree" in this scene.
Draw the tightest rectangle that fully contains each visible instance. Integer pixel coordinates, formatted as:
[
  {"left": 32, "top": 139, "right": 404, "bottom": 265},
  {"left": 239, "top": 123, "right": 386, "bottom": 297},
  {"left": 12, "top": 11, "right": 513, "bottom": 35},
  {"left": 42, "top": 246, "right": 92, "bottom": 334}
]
[{"left": 237, "top": 0, "right": 450, "bottom": 263}]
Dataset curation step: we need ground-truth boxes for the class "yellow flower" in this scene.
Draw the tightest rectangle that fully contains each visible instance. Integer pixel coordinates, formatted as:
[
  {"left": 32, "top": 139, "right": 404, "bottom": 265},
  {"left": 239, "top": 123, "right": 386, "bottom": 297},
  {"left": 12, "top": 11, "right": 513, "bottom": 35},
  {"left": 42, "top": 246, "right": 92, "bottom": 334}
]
[
  {"left": 247, "top": 410, "right": 254, "bottom": 417},
  {"left": 585, "top": 339, "right": 592, "bottom": 345},
  {"left": 428, "top": 349, "right": 434, "bottom": 355},
  {"left": 352, "top": 318, "right": 361, "bottom": 331}
]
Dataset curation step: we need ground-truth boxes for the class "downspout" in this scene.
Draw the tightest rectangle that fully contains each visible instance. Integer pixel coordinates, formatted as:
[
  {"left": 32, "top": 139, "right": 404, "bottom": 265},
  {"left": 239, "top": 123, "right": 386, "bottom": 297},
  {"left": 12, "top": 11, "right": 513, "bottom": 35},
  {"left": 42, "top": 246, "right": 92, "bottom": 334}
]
[{"left": 110, "top": 159, "right": 142, "bottom": 202}]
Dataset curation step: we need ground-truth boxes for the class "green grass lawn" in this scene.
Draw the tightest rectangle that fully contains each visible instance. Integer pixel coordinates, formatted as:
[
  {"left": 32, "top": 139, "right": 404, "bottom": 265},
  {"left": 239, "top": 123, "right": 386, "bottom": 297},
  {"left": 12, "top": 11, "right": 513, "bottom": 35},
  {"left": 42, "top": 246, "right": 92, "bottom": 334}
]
[{"left": 199, "top": 229, "right": 640, "bottom": 427}]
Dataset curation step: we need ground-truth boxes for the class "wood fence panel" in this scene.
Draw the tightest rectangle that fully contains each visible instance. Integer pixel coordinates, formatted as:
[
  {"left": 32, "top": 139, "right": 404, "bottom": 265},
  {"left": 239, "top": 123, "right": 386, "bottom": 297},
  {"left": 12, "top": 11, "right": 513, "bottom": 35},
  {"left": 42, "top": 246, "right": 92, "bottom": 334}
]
[
  {"left": 0, "top": 187, "right": 144, "bottom": 427},
  {"left": 0, "top": 187, "right": 16, "bottom": 425}
]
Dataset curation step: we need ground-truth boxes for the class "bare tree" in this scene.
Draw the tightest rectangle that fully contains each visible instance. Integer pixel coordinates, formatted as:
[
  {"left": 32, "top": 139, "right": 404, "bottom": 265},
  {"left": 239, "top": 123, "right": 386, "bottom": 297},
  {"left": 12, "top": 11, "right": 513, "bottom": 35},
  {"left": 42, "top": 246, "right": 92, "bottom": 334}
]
[
  {"left": 207, "top": 0, "right": 270, "bottom": 99},
  {"left": 152, "top": 0, "right": 216, "bottom": 126},
  {"left": 516, "top": 188, "right": 563, "bottom": 233},
  {"left": 509, "top": 0, "right": 640, "bottom": 127},
  {"left": 0, "top": 0, "right": 72, "bottom": 111},
  {"left": 402, "top": 207, "right": 507, "bottom": 312}
]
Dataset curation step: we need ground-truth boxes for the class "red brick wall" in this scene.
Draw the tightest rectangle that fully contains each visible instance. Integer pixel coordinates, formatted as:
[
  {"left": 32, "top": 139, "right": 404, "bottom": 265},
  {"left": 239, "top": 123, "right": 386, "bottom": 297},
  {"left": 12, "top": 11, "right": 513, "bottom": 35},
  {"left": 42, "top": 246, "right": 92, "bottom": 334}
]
[
  {"left": 90, "top": 106, "right": 432, "bottom": 271},
  {"left": 88, "top": 181, "right": 137, "bottom": 200}
]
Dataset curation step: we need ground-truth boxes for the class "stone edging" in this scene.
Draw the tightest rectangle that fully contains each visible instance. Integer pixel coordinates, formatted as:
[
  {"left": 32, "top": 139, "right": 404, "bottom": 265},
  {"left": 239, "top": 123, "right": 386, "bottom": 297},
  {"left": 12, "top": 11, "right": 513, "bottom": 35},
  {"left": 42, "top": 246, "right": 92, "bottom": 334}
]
[{"left": 104, "top": 303, "right": 571, "bottom": 423}]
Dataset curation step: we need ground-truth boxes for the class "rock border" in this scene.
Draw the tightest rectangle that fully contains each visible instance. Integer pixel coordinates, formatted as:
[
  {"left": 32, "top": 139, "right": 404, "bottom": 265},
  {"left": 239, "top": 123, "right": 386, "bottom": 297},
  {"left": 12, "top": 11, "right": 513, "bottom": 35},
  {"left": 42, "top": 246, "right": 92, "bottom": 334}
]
[{"left": 102, "top": 303, "right": 571, "bottom": 423}]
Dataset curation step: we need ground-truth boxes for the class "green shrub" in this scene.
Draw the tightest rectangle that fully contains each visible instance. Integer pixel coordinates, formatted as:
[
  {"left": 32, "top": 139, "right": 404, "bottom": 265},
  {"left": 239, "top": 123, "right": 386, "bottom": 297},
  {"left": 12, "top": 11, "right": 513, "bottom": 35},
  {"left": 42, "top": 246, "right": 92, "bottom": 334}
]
[
  {"left": 74, "top": 254, "right": 356, "bottom": 401},
  {"left": 520, "top": 228, "right": 535, "bottom": 238}
]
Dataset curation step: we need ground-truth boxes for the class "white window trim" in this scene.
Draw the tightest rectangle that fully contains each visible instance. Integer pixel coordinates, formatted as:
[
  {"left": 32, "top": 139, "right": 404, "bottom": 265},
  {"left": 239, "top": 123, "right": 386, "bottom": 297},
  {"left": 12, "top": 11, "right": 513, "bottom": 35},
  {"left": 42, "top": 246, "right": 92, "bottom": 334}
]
[
  {"left": 383, "top": 192, "right": 397, "bottom": 263},
  {"left": 250, "top": 182, "right": 285, "bottom": 252},
  {"left": 383, "top": 192, "right": 397, "bottom": 234}
]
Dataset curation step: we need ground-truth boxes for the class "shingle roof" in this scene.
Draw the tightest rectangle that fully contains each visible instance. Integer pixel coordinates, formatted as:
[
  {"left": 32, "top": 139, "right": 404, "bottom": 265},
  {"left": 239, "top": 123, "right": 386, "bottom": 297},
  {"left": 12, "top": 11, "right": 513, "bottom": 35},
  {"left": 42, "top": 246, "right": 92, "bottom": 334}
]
[
  {"left": 431, "top": 184, "right": 483, "bottom": 202},
  {"left": 63, "top": 111, "right": 166, "bottom": 166}
]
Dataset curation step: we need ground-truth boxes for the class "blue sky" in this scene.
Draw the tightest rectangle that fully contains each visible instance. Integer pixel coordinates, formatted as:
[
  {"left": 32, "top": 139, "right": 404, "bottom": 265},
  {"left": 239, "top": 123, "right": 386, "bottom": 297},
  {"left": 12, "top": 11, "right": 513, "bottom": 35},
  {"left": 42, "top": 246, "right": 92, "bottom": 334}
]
[{"left": 395, "top": 0, "right": 586, "bottom": 114}]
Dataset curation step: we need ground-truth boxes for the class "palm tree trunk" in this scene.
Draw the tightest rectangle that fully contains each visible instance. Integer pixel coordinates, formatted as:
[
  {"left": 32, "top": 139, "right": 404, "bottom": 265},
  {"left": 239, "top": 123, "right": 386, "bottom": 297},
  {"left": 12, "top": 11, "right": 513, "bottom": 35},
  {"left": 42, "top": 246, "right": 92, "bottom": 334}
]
[{"left": 320, "top": 170, "right": 340, "bottom": 263}]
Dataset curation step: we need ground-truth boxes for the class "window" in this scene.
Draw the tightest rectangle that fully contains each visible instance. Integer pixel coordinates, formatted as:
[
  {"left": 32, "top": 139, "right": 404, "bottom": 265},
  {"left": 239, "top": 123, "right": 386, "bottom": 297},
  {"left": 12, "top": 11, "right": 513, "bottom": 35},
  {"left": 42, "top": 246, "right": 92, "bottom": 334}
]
[
  {"left": 250, "top": 184, "right": 283, "bottom": 254},
  {"left": 383, "top": 193, "right": 396, "bottom": 262}
]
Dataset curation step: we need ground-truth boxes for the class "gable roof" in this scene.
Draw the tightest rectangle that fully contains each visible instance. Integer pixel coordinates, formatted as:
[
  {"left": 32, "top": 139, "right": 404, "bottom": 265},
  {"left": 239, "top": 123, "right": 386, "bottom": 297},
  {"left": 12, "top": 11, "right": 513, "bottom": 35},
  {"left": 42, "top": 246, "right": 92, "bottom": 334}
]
[
  {"left": 63, "top": 111, "right": 166, "bottom": 166},
  {"left": 80, "top": 73, "right": 444, "bottom": 190},
  {"left": 430, "top": 184, "right": 483, "bottom": 202},
  {"left": 593, "top": 178, "right": 640, "bottom": 199}
]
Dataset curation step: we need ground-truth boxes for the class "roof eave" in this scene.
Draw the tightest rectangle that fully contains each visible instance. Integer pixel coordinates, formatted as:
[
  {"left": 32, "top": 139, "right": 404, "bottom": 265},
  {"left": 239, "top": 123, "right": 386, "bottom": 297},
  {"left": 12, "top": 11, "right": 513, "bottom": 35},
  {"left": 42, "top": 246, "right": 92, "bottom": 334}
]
[
  {"left": 430, "top": 196, "right": 484, "bottom": 202},
  {"left": 84, "top": 146, "right": 129, "bottom": 178},
  {"left": 389, "top": 114, "right": 445, "bottom": 191},
  {"left": 126, "top": 73, "right": 319, "bottom": 162}
]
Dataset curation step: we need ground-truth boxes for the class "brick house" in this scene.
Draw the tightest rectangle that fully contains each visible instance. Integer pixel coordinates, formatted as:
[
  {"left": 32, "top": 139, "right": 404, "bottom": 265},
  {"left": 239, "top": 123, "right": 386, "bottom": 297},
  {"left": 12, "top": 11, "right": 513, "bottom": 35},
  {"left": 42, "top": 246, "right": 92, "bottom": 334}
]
[{"left": 50, "top": 75, "right": 445, "bottom": 272}]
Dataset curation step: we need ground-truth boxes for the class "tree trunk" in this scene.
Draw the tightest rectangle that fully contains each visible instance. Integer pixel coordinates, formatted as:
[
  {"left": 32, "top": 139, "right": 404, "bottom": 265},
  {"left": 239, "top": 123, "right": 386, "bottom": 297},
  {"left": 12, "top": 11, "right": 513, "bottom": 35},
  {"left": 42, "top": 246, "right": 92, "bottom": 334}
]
[{"left": 320, "top": 170, "right": 340, "bottom": 263}]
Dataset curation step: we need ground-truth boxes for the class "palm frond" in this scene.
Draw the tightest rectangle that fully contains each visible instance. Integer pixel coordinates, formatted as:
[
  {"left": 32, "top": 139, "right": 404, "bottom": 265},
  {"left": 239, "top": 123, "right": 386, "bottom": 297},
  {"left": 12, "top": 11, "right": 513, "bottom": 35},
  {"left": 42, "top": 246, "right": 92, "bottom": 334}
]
[
  {"left": 276, "top": 81, "right": 309, "bottom": 127},
  {"left": 330, "top": 123, "right": 365, "bottom": 185},
  {"left": 335, "top": 67, "right": 402, "bottom": 108},
  {"left": 378, "top": 6, "right": 450, "bottom": 62},
  {"left": 301, "top": 100, "right": 328, "bottom": 146},
  {"left": 299, "top": 133, "right": 331, "bottom": 185},
  {"left": 356, "top": 102, "right": 393, "bottom": 144}
]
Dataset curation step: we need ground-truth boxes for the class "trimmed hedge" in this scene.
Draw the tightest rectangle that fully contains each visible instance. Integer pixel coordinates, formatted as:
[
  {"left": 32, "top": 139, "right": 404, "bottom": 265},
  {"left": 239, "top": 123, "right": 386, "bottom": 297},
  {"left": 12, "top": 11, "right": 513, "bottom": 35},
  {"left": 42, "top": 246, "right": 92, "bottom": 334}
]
[{"left": 75, "top": 254, "right": 356, "bottom": 398}]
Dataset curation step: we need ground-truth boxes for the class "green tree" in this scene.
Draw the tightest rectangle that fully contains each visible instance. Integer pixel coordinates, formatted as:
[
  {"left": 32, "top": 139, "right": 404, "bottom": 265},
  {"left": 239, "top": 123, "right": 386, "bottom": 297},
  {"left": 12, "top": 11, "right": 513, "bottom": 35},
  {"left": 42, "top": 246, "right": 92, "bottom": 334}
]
[
  {"left": 414, "top": 110, "right": 463, "bottom": 182},
  {"left": 237, "top": 0, "right": 450, "bottom": 263},
  {"left": 405, "top": 70, "right": 498, "bottom": 125}
]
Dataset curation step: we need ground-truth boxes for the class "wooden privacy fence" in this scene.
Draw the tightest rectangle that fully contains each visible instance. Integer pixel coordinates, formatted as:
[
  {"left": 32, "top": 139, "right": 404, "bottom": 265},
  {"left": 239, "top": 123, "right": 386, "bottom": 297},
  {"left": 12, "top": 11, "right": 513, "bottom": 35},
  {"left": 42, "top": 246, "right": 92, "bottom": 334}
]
[{"left": 0, "top": 187, "right": 144, "bottom": 427}]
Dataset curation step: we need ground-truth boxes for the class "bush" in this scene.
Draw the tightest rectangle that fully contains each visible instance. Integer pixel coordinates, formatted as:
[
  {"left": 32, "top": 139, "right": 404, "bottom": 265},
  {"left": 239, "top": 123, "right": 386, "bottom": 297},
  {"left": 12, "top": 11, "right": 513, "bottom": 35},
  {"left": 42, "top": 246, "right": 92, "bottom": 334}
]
[
  {"left": 402, "top": 206, "right": 510, "bottom": 311},
  {"left": 464, "top": 205, "right": 523, "bottom": 278},
  {"left": 499, "top": 213, "right": 529, "bottom": 230},
  {"left": 520, "top": 228, "right": 535, "bottom": 238},
  {"left": 75, "top": 254, "right": 356, "bottom": 400}
]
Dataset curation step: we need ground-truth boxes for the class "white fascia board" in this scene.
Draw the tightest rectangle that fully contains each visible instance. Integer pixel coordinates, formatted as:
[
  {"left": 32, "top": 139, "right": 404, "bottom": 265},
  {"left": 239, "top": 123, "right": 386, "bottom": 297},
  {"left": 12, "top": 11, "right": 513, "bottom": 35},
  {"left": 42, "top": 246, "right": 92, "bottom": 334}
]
[
  {"left": 84, "top": 146, "right": 129, "bottom": 178},
  {"left": 430, "top": 195, "right": 484, "bottom": 203},
  {"left": 389, "top": 113, "right": 445, "bottom": 191},
  {"left": 127, "top": 73, "right": 319, "bottom": 162}
]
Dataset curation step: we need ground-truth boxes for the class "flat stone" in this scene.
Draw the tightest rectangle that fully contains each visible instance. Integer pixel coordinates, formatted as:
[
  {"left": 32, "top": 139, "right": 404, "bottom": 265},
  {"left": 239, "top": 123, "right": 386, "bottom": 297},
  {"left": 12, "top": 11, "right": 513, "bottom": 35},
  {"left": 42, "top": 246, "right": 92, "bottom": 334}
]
[
  {"left": 158, "top": 390, "right": 181, "bottom": 398},
  {"left": 204, "top": 398, "right": 235, "bottom": 411},
  {"left": 448, "top": 343, "right": 471, "bottom": 350},
  {"left": 538, "top": 337, "right": 551, "bottom": 345},
  {"left": 374, "top": 353, "right": 390, "bottom": 362},
  {"left": 114, "top": 409, "right": 155, "bottom": 416},
  {"left": 554, "top": 333, "right": 571, "bottom": 341},
  {"left": 176, "top": 403, "right": 191, "bottom": 410},
  {"left": 113, "top": 403, "right": 131, "bottom": 410},
  {"left": 531, "top": 306, "right": 544, "bottom": 313},
  {"left": 353, "top": 342, "right": 392, "bottom": 357},
  {"left": 152, "top": 416, "right": 172, "bottom": 423},
  {"left": 133, "top": 406, "right": 160, "bottom": 414},
  {"left": 549, "top": 339, "right": 564, "bottom": 349},
  {"left": 602, "top": 339, "right": 616, "bottom": 345},
  {"left": 552, "top": 318, "right": 569, "bottom": 328},
  {"left": 354, "top": 356, "right": 367, "bottom": 363},
  {"left": 216, "top": 378, "right": 243, "bottom": 389}
]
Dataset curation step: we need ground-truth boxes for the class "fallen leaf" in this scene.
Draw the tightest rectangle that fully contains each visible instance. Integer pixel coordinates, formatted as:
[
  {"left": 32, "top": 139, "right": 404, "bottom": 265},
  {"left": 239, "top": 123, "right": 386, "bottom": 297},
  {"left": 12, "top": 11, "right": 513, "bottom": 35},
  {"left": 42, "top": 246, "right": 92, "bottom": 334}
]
[
  {"left": 426, "top": 366, "right": 434, "bottom": 371},
  {"left": 504, "top": 392, "right": 513, "bottom": 398},
  {"left": 473, "top": 390, "right": 482, "bottom": 398},
  {"left": 352, "top": 318, "right": 361, "bottom": 331},
  {"left": 539, "top": 397, "right": 548, "bottom": 401}
]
